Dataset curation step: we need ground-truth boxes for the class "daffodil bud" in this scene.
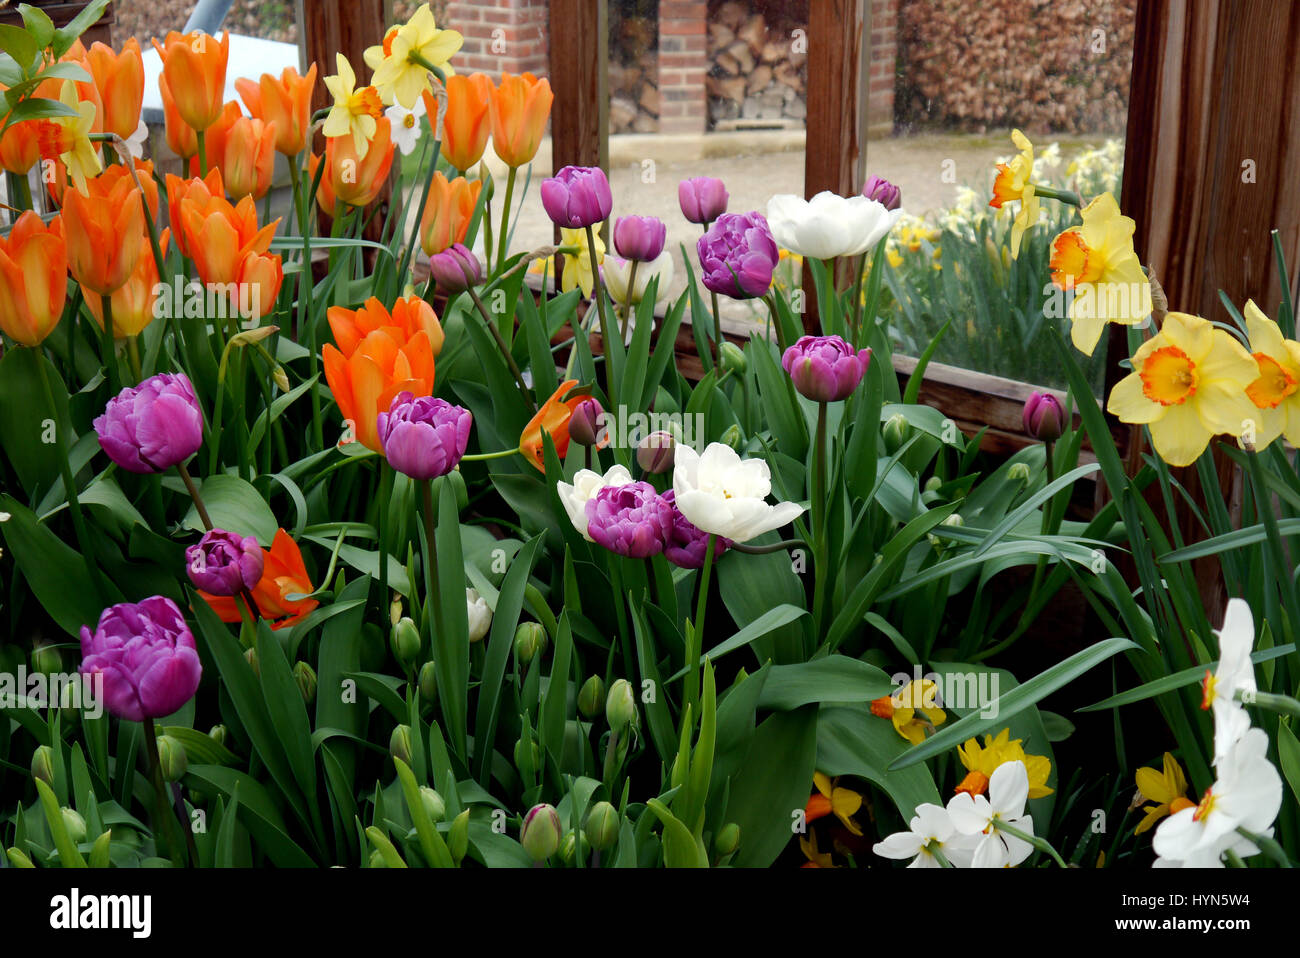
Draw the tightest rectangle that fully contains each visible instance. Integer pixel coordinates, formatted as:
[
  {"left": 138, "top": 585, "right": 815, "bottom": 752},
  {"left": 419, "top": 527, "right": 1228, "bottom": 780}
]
[
  {"left": 390, "top": 596, "right": 404, "bottom": 627},
  {"left": 390, "top": 724, "right": 413, "bottom": 768},
  {"left": 578, "top": 675, "right": 605, "bottom": 719},
  {"left": 449, "top": 808, "right": 470, "bottom": 863},
  {"left": 294, "top": 661, "right": 317, "bottom": 704},
  {"left": 31, "top": 746, "right": 54, "bottom": 786},
  {"left": 61, "top": 808, "right": 87, "bottom": 844},
  {"left": 273, "top": 366, "right": 291, "bottom": 393},
  {"left": 1007, "top": 462, "right": 1031, "bottom": 484},
  {"left": 418, "top": 660, "right": 438, "bottom": 703},
  {"left": 156, "top": 734, "right": 188, "bottom": 782},
  {"left": 514, "top": 621, "right": 547, "bottom": 664},
  {"left": 606, "top": 678, "right": 638, "bottom": 732},
  {"left": 520, "top": 803, "right": 562, "bottom": 861},
  {"left": 584, "top": 801, "right": 620, "bottom": 851},
  {"left": 391, "top": 616, "right": 421, "bottom": 667},
  {"left": 419, "top": 786, "right": 446, "bottom": 823},
  {"left": 714, "top": 822, "right": 741, "bottom": 856},
  {"left": 720, "top": 423, "right": 744, "bottom": 450},
  {"left": 719, "top": 341, "right": 747, "bottom": 375},
  {"left": 882, "top": 413, "right": 910, "bottom": 454}
]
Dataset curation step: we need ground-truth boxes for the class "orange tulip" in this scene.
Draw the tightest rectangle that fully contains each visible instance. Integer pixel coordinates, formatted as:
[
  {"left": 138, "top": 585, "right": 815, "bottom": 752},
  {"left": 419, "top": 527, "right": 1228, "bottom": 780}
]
[
  {"left": 489, "top": 72, "right": 553, "bottom": 168},
  {"left": 85, "top": 229, "right": 170, "bottom": 337},
  {"left": 235, "top": 250, "right": 284, "bottom": 320},
  {"left": 235, "top": 63, "right": 317, "bottom": 157},
  {"left": 166, "top": 168, "right": 225, "bottom": 258},
  {"left": 437, "top": 72, "right": 492, "bottom": 173},
  {"left": 0, "top": 86, "right": 40, "bottom": 173},
  {"left": 419, "top": 171, "right": 482, "bottom": 255},
  {"left": 180, "top": 190, "right": 280, "bottom": 288},
  {"left": 159, "top": 74, "right": 199, "bottom": 159},
  {"left": 520, "top": 379, "right": 587, "bottom": 471},
  {"left": 40, "top": 48, "right": 104, "bottom": 134},
  {"left": 61, "top": 170, "right": 145, "bottom": 296},
  {"left": 193, "top": 102, "right": 277, "bottom": 200},
  {"left": 84, "top": 39, "right": 145, "bottom": 139},
  {"left": 95, "top": 157, "right": 159, "bottom": 224},
  {"left": 312, "top": 118, "right": 396, "bottom": 211},
  {"left": 0, "top": 212, "right": 67, "bottom": 346},
  {"left": 322, "top": 296, "right": 443, "bottom": 452},
  {"left": 152, "top": 30, "right": 230, "bottom": 132},
  {"left": 199, "top": 528, "right": 319, "bottom": 630}
]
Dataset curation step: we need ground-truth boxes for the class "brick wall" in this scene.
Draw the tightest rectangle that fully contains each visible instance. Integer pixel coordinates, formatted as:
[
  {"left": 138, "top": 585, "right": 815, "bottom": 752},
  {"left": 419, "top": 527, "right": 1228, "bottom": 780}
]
[
  {"left": 658, "top": 1, "right": 709, "bottom": 133},
  {"left": 445, "top": 0, "right": 549, "bottom": 78},
  {"left": 867, "top": 0, "right": 898, "bottom": 137}
]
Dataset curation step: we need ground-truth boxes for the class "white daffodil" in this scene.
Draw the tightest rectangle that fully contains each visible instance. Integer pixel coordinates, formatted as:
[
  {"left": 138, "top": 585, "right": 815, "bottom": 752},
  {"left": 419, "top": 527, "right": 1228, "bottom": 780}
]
[
  {"left": 385, "top": 95, "right": 427, "bottom": 156},
  {"left": 466, "top": 587, "right": 492, "bottom": 643},
  {"left": 671, "top": 443, "right": 805, "bottom": 543},
  {"left": 1152, "top": 727, "right": 1282, "bottom": 868},
  {"left": 947, "top": 760, "right": 1035, "bottom": 868},
  {"left": 766, "top": 191, "right": 902, "bottom": 260},
  {"left": 603, "top": 251, "right": 675, "bottom": 309},
  {"left": 126, "top": 117, "right": 149, "bottom": 159},
  {"left": 556, "top": 465, "right": 633, "bottom": 541},
  {"left": 1203, "top": 598, "right": 1257, "bottom": 765},
  {"left": 873, "top": 803, "right": 975, "bottom": 868}
]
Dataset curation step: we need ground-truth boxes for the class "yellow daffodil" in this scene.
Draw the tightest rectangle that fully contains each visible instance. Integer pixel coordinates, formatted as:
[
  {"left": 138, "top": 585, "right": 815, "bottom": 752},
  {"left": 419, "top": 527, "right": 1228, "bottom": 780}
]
[
  {"left": 798, "top": 829, "right": 835, "bottom": 868},
  {"left": 38, "top": 81, "right": 101, "bottom": 195},
  {"left": 1241, "top": 299, "right": 1300, "bottom": 449},
  {"left": 366, "top": 3, "right": 463, "bottom": 109},
  {"left": 988, "top": 129, "right": 1039, "bottom": 258},
  {"left": 870, "top": 679, "right": 947, "bottom": 746},
  {"left": 559, "top": 226, "right": 604, "bottom": 297},
  {"left": 1107, "top": 312, "right": 1258, "bottom": 467},
  {"left": 1048, "top": 192, "right": 1152, "bottom": 355},
  {"left": 804, "top": 772, "right": 863, "bottom": 836},
  {"left": 1133, "top": 752, "right": 1194, "bottom": 836},
  {"left": 322, "top": 53, "right": 385, "bottom": 156},
  {"left": 954, "top": 728, "right": 1053, "bottom": 799}
]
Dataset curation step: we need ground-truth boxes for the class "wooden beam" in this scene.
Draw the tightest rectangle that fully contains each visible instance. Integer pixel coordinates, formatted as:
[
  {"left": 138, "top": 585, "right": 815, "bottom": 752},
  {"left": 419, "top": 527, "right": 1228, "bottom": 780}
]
[{"left": 548, "top": 0, "right": 609, "bottom": 176}]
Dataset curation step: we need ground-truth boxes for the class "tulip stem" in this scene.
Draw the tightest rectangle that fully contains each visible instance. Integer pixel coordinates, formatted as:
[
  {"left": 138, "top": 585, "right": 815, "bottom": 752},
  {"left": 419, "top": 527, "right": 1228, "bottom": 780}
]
[
  {"left": 126, "top": 335, "right": 143, "bottom": 383},
  {"left": 709, "top": 289, "right": 723, "bottom": 372},
  {"left": 463, "top": 280, "right": 535, "bottom": 412},
  {"left": 379, "top": 463, "right": 393, "bottom": 608},
  {"left": 849, "top": 252, "right": 868, "bottom": 345},
  {"left": 686, "top": 534, "right": 717, "bottom": 727},
  {"left": 7, "top": 172, "right": 32, "bottom": 214},
  {"left": 196, "top": 129, "right": 208, "bottom": 178},
  {"left": 100, "top": 295, "right": 118, "bottom": 393},
  {"left": 461, "top": 446, "right": 523, "bottom": 462},
  {"left": 176, "top": 461, "right": 214, "bottom": 531},
  {"left": 291, "top": 160, "right": 324, "bottom": 450},
  {"left": 621, "top": 259, "right": 640, "bottom": 338},
  {"left": 585, "top": 224, "right": 617, "bottom": 411},
  {"left": 497, "top": 165, "right": 517, "bottom": 270},
  {"left": 812, "top": 402, "right": 831, "bottom": 638},
  {"left": 141, "top": 718, "right": 188, "bottom": 866}
]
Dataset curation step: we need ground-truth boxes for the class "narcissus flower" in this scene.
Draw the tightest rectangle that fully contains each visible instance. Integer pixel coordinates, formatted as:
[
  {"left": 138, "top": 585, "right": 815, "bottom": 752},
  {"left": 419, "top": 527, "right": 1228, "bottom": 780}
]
[
  {"left": 870, "top": 679, "right": 947, "bottom": 747},
  {"left": 37, "top": 81, "right": 101, "bottom": 195},
  {"left": 804, "top": 772, "right": 864, "bottom": 836},
  {"left": 521, "top": 379, "right": 590, "bottom": 471},
  {"left": 366, "top": 2, "right": 463, "bottom": 108},
  {"left": 0, "top": 212, "right": 67, "bottom": 346},
  {"left": 385, "top": 96, "right": 426, "bottom": 156},
  {"left": 1134, "top": 752, "right": 1194, "bottom": 836},
  {"left": 988, "top": 129, "right": 1039, "bottom": 258},
  {"left": 438, "top": 72, "right": 493, "bottom": 172},
  {"left": 84, "top": 39, "right": 145, "bottom": 140},
  {"left": 313, "top": 117, "right": 397, "bottom": 210},
  {"left": 488, "top": 72, "right": 553, "bottom": 168},
  {"left": 419, "top": 171, "right": 481, "bottom": 255},
  {"left": 235, "top": 64, "right": 318, "bottom": 157},
  {"left": 1241, "top": 299, "right": 1300, "bottom": 449},
  {"left": 85, "top": 228, "right": 170, "bottom": 337},
  {"left": 947, "top": 760, "right": 1035, "bottom": 868},
  {"left": 955, "top": 727, "right": 1053, "bottom": 799},
  {"left": 1106, "top": 312, "right": 1258, "bottom": 467},
  {"left": 322, "top": 296, "right": 443, "bottom": 452},
  {"left": 200, "top": 529, "right": 319, "bottom": 631},
  {"left": 1049, "top": 192, "right": 1152, "bottom": 355},
  {"left": 874, "top": 803, "right": 975, "bottom": 868},
  {"left": 670, "top": 442, "right": 805, "bottom": 543},
  {"left": 1201, "top": 598, "right": 1257, "bottom": 766},
  {"left": 151, "top": 31, "right": 230, "bottom": 132},
  {"left": 61, "top": 168, "right": 145, "bottom": 295},
  {"left": 323, "top": 53, "right": 386, "bottom": 156},
  {"left": 558, "top": 226, "right": 604, "bottom": 297}
]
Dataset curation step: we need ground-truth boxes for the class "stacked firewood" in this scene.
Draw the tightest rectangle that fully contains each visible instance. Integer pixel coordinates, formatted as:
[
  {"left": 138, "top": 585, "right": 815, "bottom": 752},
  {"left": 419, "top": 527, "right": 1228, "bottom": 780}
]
[
  {"left": 705, "top": 1, "right": 807, "bottom": 128},
  {"left": 609, "top": 8, "right": 659, "bottom": 134}
]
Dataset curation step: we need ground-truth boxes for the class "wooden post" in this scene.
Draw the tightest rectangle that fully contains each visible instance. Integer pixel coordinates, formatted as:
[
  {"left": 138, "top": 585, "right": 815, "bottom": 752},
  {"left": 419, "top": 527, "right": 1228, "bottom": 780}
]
[{"left": 548, "top": 0, "right": 609, "bottom": 208}]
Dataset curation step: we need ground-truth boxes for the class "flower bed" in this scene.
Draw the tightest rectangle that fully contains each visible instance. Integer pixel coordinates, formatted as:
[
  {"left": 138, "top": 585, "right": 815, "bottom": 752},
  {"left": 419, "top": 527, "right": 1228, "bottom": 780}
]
[{"left": 1, "top": 2, "right": 1297, "bottom": 874}]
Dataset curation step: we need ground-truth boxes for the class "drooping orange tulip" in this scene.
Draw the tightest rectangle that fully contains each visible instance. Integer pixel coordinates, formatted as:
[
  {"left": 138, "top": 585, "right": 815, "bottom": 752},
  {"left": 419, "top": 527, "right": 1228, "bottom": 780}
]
[
  {"left": 0, "top": 212, "right": 68, "bottom": 346},
  {"left": 199, "top": 528, "right": 320, "bottom": 630},
  {"left": 61, "top": 170, "right": 145, "bottom": 296},
  {"left": 159, "top": 74, "right": 199, "bottom": 159},
  {"left": 152, "top": 30, "right": 230, "bottom": 132},
  {"left": 235, "top": 63, "right": 317, "bottom": 157},
  {"left": 489, "top": 72, "right": 553, "bottom": 168},
  {"left": 311, "top": 118, "right": 396, "bottom": 211},
  {"left": 520, "top": 379, "right": 587, "bottom": 471},
  {"left": 193, "top": 103, "right": 277, "bottom": 200},
  {"left": 180, "top": 190, "right": 280, "bottom": 287},
  {"left": 419, "top": 171, "right": 482, "bottom": 255},
  {"left": 85, "top": 229, "right": 170, "bottom": 337},
  {"left": 84, "top": 39, "right": 145, "bottom": 139},
  {"left": 436, "top": 72, "right": 492, "bottom": 173},
  {"left": 322, "top": 296, "right": 443, "bottom": 452}
]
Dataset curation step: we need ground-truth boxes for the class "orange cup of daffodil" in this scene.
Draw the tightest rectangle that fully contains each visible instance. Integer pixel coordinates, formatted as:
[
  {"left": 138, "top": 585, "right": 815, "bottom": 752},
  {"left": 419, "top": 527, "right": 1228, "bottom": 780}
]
[
  {"left": 85, "top": 229, "right": 170, "bottom": 338},
  {"left": 0, "top": 212, "right": 68, "bottom": 346},
  {"left": 61, "top": 170, "right": 146, "bottom": 296},
  {"left": 489, "top": 72, "right": 553, "bottom": 168},
  {"left": 323, "top": 296, "right": 444, "bottom": 452},
  {"left": 235, "top": 63, "right": 318, "bottom": 157},
  {"left": 84, "top": 39, "right": 145, "bottom": 139},
  {"left": 312, "top": 118, "right": 397, "bottom": 211},
  {"left": 520, "top": 379, "right": 588, "bottom": 471},
  {"left": 199, "top": 528, "right": 319, "bottom": 630},
  {"left": 152, "top": 30, "right": 230, "bottom": 132},
  {"left": 437, "top": 72, "right": 493, "bottom": 173},
  {"left": 419, "top": 171, "right": 481, "bottom": 255}
]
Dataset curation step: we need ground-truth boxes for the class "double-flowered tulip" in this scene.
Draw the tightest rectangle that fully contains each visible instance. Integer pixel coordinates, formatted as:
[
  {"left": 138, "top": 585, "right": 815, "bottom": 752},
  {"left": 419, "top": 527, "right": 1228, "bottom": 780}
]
[
  {"left": 584, "top": 481, "right": 674, "bottom": 558},
  {"left": 766, "top": 191, "right": 901, "bottom": 261},
  {"left": 541, "top": 165, "right": 613, "bottom": 229},
  {"left": 671, "top": 442, "right": 804, "bottom": 542},
  {"left": 186, "top": 529, "right": 264, "bottom": 596},
  {"left": 79, "top": 596, "right": 202, "bottom": 721},
  {"left": 862, "top": 174, "right": 902, "bottom": 211},
  {"left": 377, "top": 392, "right": 472, "bottom": 479},
  {"left": 93, "top": 373, "right": 204, "bottom": 473},
  {"left": 660, "top": 488, "right": 729, "bottom": 569},
  {"left": 697, "top": 212, "right": 779, "bottom": 300},
  {"left": 781, "top": 335, "right": 872, "bottom": 402}
]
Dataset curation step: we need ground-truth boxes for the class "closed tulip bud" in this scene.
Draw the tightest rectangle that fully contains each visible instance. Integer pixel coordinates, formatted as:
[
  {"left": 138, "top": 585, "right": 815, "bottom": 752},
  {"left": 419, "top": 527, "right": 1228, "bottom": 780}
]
[
  {"left": 293, "top": 661, "right": 317, "bottom": 704},
  {"left": 541, "top": 165, "right": 613, "bottom": 229},
  {"left": 606, "top": 678, "right": 637, "bottom": 732},
  {"left": 520, "top": 803, "right": 562, "bottom": 861},
  {"left": 419, "top": 786, "right": 446, "bottom": 823},
  {"left": 862, "top": 174, "right": 902, "bottom": 212},
  {"left": 720, "top": 423, "right": 744, "bottom": 450},
  {"left": 427, "top": 243, "right": 483, "bottom": 293},
  {"left": 391, "top": 616, "right": 421, "bottom": 667},
  {"left": 719, "top": 341, "right": 747, "bottom": 375},
  {"left": 929, "top": 513, "right": 964, "bottom": 549},
  {"left": 1022, "top": 392, "right": 1065, "bottom": 443},
  {"left": 514, "top": 735, "right": 541, "bottom": 771},
  {"left": 679, "top": 176, "right": 729, "bottom": 225},
  {"left": 418, "top": 661, "right": 438, "bottom": 703},
  {"left": 568, "top": 397, "right": 604, "bottom": 447},
  {"left": 514, "top": 622, "right": 548, "bottom": 664},
  {"left": 613, "top": 215, "right": 667, "bottom": 262},
  {"left": 578, "top": 675, "right": 605, "bottom": 719},
  {"left": 244, "top": 646, "right": 260, "bottom": 677},
  {"left": 584, "top": 801, "right": 620, "bottom": 851},
  {"left": 882, "top": 413, "right": 910, "bottom": 453},
  {"left": 924, "top": 476, "right": 943, "bottom": 494},
  {"left": 449, "top": 808, "right": 470, "bottom": 863},
  {"left": 31, "top": 643, "right": 61, "bottom": 675},
  {"left": 156, "top": 734, "right": 188, "bottom": 782},
  {"left": 390, "top": 724, "right": 413, "bottom": 768},
  {"left": 714, "top": 822, "right": 741, "bottom": 856},
  {"left": 31, "top": 746, "right": 55, "bottom": 786},
  {"left": 368, "top": 850, "right": 388, "bottom": 868},
  {"left": 466, "top": 588, "right": 492, "bottom": 643},
  {"left": 1007, "top": 462, "right": 1032, "bottom": 484},
  {"left": 637, "top": 430, "right": 676, "bottom": 474},
  {"left": 209, "top": 724, "right": 227, "bottom": 746},
  {"left": 61, "top": 808, "right": 88, "bottom": 845},
  {"left": 559, "top": 830, "right": 577, "bottom": 864}
]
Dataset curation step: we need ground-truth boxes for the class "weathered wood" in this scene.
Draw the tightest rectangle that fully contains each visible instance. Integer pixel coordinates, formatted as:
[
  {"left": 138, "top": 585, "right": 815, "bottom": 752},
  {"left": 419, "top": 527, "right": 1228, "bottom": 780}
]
[
  {"left": 548, "top": 0, "right": 608, "bottom": 255},
  {"left": 0, "top": 1, "right": 114, "bottom": 46}
]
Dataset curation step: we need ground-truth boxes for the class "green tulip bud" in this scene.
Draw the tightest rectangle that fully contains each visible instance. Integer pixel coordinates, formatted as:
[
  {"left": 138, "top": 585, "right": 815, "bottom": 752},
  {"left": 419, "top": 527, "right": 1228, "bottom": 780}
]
[
  {"left": 418, "top": 660, "right": 438, "bottom": 703},
  {"left": 584, "top": 801, "right": 619, "bottom": 851},
  {"left": 208, "top": 724, "right": 227, "bottom": 746},
  {"left": 929, "top": 512, "right": 965, "bottom": 549},
  {"left": 924, "top": 475, "right": 943, "bottom": 494},
  {"left": 368, "top": 849, "right": 388, "bottom": 868},
  {"left": 391, "top": 616, "right": 421, "bottom": 667},
  {"left": 419, "top": 786, "right": 446, "bottom": 823},
  {"left": 719, "top": 341, "right": 747, "bottom": 375},
  {"left": 31, "top": 642, "right": 61, "bottom": 675},
  {"left": 559, "top": 830, "right": 577, "bottom": 864},
  {"left": 390, "top": 724, "right": 413, "bottom": 768},
  {"left": 1007, "top": 462, "right": 1032, "bottom": 483},
  {"left": 605, "top": 678, "right": 638, "bottom": 732},
  {"left": 520, "top": 803, "right": 562, "bottom": 861},
  {"left": 449, "top": 808, "right": 470, "bottom": 863},
  {"left": 734, "top": 667, "right": 749, "bottom": 685},
  {"left": 156, "top": 734, "right": 188, "bottom": 782},
  {"left": 61, "top": 808, "right": 87, "bottom": 844},
  {"left": 714, "top": 822, "right": 741, "bottom": 856},
  {"left": 31, "top": 745, "right": 54, "bottom": 786},
  {"left": 882, "top": 413, "right": 910, "bottom": 454},
  {"left": 293, "top": 661, "right": 317, "bottom": 705},
  {"left": 514, "top": 734, "right": 541, "bottom": 772},
  {"left": 577, "top": 675, "right": 605, "bottom": 720},
  {"left": 514, "top": 621, "right": 547, "bottom": 664},
  {"left": 244, "top": 646, "right": 260, "bottom": 678},
  {"left": 719, "top": 423, "right": 744, "bottom": 450}
]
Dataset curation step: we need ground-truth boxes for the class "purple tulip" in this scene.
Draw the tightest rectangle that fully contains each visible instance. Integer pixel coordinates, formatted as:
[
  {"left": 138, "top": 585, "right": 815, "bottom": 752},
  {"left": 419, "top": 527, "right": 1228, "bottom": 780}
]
[
  {"left": 637, "top": 430, "right": 675, "bottom": 474},
  {"left": 79, "top": 596, "right": 202, "bottom": 722},
  {"left": 186, "top": 528, "right": 264, "bottom": 596},
  {"left": 428, "top": 243, "right": 482, "bottom": 292},
  {"left": 661, "top": 489, "right": 729, "bottom": 569},
  {"left": 93, "top": 372, "right": 203, "bottom": 473},
  {"left": 540, "top": 165, "right": 613, "bottom": 229},
  {"left": 697, "top": 211, "right": 779, "bottom": 300},
  {"left": 377, "top": 391, "right": 473, "bottom": 480},
  {"left": 781, "top": 335, "right": 873, "bottom": 403},
  {"left": 679, "top": 176, "right": 729, "bottom": 225},
  {"left": 584, "top": 481, "right": 673, "bottom": 558},
  {"left": 613, "top": 215, "right": 667, "bottom": 262},
  {"left": 568, "top": 397, "right": 604, "bottom": 447},
  {"left": 1023, "top": 392, "right": 1065, "bottom": 442},
  {"left": 862, "top": 174, "right": 902, "bottom": 211}
]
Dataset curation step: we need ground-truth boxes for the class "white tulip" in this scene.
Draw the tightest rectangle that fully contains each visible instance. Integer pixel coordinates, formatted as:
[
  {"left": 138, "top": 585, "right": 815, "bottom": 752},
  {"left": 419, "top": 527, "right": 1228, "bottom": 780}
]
[
  {"left": 671, "top": 443, "right": 804, "bottom": 543},
  {"left": 1152, "top": 727, "right": 1282, "bottom": 868},
  {"left": 1204, "top": 598, "right": 1257, "bottom": 765},
  {"left": 603, "top": 251, "right": 675, "bottom": 309},
  {"left": 556, "top": 464, "right": 634, "bottom": 541},
  {"left": 466, "top": 588, "right": 492, "bottom": 643},
  {"left": 947, "top": 760, "right": 1035, "bottom": 868},
  {"left": 766, "top": 191, "right": 903, "bottom": 260},
  {"left": 872, "top": 802, "right": 975, "bottom": 868}
]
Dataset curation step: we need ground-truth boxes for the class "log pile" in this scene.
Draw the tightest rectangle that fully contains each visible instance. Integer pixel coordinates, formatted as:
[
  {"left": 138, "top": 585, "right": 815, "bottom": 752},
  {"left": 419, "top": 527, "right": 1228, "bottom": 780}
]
[
  {"left": 609, "top": 8, "right": 659, "bottom": 134},
  {"left": 706, "top": 1, "right": 807, "bottom": 129}
]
